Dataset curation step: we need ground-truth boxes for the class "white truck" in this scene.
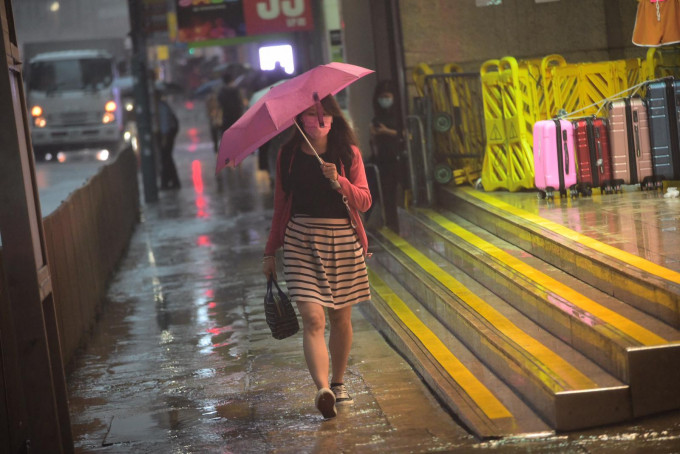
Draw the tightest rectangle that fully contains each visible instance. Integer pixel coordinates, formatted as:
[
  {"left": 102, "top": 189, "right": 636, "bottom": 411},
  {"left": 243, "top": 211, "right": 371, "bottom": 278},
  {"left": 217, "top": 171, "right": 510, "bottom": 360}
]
[{"left": 26, "top": 49, "right": 124, "bottom": 161}]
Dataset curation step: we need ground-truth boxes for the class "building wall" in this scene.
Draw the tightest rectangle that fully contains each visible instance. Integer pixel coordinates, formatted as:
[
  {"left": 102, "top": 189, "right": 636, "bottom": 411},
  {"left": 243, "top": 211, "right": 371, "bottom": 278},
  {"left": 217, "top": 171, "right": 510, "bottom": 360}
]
[
  {"left": 398, "top": 0, "right": 642, "bottom": 74},
  {"left": 342, "top": 0, "right": 379, "bottom": 158}
]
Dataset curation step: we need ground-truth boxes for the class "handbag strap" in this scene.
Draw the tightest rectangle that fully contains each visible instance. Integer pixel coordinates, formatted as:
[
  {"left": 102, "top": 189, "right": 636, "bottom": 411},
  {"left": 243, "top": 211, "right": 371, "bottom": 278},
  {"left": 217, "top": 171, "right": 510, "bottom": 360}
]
[
  {"left": 266, "top": 277, "right": 273, "bottom": 295},
  {"left": 270, "top": 277, "right": 285, "bottom": 294}
]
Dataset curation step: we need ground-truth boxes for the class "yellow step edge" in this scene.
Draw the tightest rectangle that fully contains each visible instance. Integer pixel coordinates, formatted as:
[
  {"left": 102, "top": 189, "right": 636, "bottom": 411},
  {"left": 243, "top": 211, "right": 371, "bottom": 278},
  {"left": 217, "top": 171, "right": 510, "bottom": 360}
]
[
  {"left": 461, "top": 187, "right": 680, "bottom": 286},
  {"left": 421, "top": 209, "right": 667, "bottom": 347},
  {"left": 379, "top": 228, "right": 598, "bottom": 392},
  {"left": 368, "top": 268, "right": 513, "bottom": 421}
]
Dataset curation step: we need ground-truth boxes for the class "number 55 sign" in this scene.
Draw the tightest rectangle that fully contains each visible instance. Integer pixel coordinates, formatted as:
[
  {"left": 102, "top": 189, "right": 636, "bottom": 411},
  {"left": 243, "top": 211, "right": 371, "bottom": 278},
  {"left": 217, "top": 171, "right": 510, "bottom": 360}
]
[{"left": 244, "top": 0, "right": 314, "bottom": 35}]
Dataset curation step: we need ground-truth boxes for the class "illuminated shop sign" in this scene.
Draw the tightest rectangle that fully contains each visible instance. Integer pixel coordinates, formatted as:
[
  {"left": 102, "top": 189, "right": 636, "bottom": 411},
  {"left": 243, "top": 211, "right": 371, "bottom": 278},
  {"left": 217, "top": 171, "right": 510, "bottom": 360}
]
[{"left": 175, "top": 0, "right": 313, "bottom": 43}]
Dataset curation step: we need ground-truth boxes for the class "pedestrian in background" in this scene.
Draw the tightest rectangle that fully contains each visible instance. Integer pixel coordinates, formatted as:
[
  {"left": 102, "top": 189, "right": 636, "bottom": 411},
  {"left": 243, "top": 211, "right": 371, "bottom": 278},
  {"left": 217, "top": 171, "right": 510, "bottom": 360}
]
[
  {"left": 217, "top": 72, "right": 245, "bottom": 135},
  {"left": 157, "top": 92, "right": 181, "bottom": 190},
  {"left": 262, "top": 95, "right": 372, "bottom": 420},
  {"left": 369, "top": 80, "right": 401, "bottom": 233},
  {"left": 206, "top": 80, "right": 223, "bottom": 153}
]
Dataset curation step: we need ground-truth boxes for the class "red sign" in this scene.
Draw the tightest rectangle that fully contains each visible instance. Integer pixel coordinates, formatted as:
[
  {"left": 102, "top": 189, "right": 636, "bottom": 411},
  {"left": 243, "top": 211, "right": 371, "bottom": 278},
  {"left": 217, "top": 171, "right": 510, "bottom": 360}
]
[
  {"left": 175, "top": 0, "right": 247, "bottom": 43},
  {"left": 243, "top": 0, "right": 314, "bottom": 35}
]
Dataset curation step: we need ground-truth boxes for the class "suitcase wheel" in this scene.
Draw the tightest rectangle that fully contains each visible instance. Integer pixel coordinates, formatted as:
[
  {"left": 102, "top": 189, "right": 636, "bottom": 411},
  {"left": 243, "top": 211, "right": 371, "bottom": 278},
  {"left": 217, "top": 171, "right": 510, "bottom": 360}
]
[
  {"left": 655, "top": 178, "right": 664, "bottom": 190},
  {"left": 537, "top": 190, "right": 547, "bottom": 200},
  {"left": 613, "top": 180, "right": 624, "bottom": 193},
  {"left": 641, "top": 176, "right": 656, "bottom": 191}
]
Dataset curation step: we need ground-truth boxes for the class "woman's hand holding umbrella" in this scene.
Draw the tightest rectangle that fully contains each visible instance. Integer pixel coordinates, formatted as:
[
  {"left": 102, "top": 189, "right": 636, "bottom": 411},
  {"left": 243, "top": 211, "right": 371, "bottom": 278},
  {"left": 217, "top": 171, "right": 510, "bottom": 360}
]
[{"left": 321, "top": 161, "right": 338, "bottom": 187}]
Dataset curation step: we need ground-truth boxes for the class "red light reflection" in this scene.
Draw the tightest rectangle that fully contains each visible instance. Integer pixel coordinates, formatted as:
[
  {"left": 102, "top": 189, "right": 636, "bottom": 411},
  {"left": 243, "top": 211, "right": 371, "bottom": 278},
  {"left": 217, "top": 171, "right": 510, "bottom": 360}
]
[
  {"left": 185, "top": 101, "right": 195, "bottom": 110},
  {"left": 187, "top": 128, "right": 199, "bottom": 152},
  {"left": 197, "top": 235, "right": 212, "bottom": 246},
  {"left": 192, "top": 160, "right": 209, "bottom": 218}
]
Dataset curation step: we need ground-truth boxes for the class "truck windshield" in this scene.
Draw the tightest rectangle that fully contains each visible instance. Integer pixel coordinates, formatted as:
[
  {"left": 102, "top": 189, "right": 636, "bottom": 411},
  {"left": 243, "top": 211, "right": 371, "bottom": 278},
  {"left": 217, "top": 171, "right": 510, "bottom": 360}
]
[{"left": 29, "top": 57, "right": 113, "bottom": 92}]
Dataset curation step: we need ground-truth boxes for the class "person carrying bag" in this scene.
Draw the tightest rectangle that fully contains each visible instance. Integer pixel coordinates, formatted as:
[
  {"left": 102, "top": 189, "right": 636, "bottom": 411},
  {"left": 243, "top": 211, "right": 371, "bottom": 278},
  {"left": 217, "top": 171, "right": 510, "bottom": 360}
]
[{"left": 262, "top": 95, "right": 372, "bottom": 420}]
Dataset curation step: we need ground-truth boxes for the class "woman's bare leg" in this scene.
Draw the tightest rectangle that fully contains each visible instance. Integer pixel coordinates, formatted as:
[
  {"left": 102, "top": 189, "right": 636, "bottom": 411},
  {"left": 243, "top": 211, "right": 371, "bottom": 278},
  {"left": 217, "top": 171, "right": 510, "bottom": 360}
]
[
  {"left": 296, "top": 301, "right": 329, "bottom": 389},
  {"left": 328, "top": 306, "right": 353, "bottom": 384}
]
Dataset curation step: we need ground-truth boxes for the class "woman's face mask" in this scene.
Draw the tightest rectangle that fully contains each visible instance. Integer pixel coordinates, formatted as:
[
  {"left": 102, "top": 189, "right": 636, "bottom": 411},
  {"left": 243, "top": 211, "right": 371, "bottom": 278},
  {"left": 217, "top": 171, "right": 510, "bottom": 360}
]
[
  {"left": 378, "top": 95, "right": 394, "bottom": 109},
  {"left": 302, "top": 114, "right": 333, "bottom": 139}
]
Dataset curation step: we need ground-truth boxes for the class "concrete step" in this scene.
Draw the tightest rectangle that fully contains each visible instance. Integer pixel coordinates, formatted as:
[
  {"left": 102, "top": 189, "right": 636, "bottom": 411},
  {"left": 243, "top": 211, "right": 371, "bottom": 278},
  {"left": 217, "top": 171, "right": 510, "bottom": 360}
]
[
  {"left": 369, "top": 228, "right": 631, "bottom": 431},
  {"left": 434, "top": 187, "right": 680, "bottom": 417},
  {"left": 363, "top": 261, "right": 550, "bottom": 439},
  {"left": 439, "top": 186, "right": 680, "bottom": 329}
]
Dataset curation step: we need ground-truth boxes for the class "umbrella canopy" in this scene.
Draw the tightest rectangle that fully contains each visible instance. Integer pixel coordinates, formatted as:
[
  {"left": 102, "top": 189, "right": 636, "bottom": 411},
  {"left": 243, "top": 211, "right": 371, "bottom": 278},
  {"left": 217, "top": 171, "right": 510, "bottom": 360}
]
[
  {"left": 193, "top": 79, "right": 222, "bottom": 98},
  {"left": 216, "top": 62, "right": 374, "bottom": 173},
  {"left": 248, "top": 78, "right": 289, "bottom": 108}
]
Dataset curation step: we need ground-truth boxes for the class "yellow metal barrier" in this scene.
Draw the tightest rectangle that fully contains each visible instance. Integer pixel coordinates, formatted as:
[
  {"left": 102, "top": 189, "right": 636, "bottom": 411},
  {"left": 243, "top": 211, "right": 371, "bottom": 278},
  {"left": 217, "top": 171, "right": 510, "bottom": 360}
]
[
  {"left": 480, "top": 60, "right": 508, "bottom": 191},
  {"left": 424, "top": 72, "right": 485, "bottom": 186},
  {"left": 543, "top": 57, "right": 650, "bottom": 118},
  {"left": 499, "top": 57, "right": 535, "bottom": 192},
  {"left": 413, "top": 63, "right": 434, "bottom": 97},
  {"left": 424, "top": 48, "right": 680, "bottom": 193},
  {"left": 549, "top": 61, "right": 581, "bottom": 117},
  {"left": 518, "top": 58, "right": 543, "bottom": 121},
  {"left": 540, "top": 55, "right": 568, "bottom": 119},
  {"left": 643, "top": 45, "right": 680, "bottom": 80}
]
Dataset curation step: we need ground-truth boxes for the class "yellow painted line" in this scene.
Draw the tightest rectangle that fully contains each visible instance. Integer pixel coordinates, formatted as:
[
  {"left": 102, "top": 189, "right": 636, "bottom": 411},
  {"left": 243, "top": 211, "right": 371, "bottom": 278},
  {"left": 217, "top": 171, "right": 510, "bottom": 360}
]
[
  {"left": 368, "top": 268, "right": 513, "bottom": 421},
  {"left": 462, "top": 187, "right": 680, "bottom": 285},
  {"left": 422, "top": 209, "right": 667, "bottom": 346},
  {"left": 379, "top": 228, "right": 598, "bottom": 391}
]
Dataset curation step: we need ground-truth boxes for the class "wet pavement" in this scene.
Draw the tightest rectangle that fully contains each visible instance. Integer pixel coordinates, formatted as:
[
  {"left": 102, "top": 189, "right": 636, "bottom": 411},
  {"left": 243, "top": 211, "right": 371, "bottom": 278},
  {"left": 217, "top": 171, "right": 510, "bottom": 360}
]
[{"left": 67, "top": 99, "right": 680, "bottom": 453}]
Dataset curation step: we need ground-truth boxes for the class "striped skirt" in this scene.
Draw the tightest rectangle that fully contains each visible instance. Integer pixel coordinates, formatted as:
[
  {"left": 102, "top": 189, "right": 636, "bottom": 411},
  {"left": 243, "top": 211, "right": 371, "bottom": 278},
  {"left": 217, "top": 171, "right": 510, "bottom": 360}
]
[{"left": 283, "top": 216, "right": 370, "bottom": 309}]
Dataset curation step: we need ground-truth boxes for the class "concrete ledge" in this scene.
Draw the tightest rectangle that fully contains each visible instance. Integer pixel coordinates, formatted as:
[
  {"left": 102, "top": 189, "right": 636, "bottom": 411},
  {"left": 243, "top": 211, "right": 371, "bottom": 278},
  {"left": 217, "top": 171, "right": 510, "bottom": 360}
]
[
  {"left": 439, "top": 187, "right": 680, "bottom": 329},
  {"left": 43, "top": 147, "right": 139, "bottom": 366},
  {"left": 628, "top": 344, "right": 680, "bottom": 417}
]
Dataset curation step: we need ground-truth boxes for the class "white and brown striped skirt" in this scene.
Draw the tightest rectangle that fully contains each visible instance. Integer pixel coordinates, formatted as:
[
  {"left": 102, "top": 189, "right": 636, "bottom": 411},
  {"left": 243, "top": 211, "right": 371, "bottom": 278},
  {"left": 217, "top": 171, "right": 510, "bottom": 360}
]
[{"left": 283, "top": 216, "right": 370, "bottom": 309}]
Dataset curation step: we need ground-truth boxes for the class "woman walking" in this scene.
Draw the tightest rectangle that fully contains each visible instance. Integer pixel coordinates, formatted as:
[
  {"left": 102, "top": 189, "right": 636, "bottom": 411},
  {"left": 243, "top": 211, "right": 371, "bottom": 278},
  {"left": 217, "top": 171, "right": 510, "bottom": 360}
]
[{"left": 262, "top": 95, "right": 371, "bottom": 419}]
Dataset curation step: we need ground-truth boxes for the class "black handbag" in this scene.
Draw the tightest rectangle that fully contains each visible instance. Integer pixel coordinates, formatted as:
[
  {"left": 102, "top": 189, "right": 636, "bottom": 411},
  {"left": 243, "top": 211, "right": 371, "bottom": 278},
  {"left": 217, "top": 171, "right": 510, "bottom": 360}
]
[{"left": 264, "top": 278, "right": 299, "bottom": 339}]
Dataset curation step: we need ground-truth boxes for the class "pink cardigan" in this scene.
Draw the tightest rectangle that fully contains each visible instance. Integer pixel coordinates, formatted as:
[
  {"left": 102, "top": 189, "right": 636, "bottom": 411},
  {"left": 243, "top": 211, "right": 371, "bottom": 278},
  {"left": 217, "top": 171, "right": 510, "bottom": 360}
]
[{"left": 264, "top": 145, "right": 372, "bottom": 256}]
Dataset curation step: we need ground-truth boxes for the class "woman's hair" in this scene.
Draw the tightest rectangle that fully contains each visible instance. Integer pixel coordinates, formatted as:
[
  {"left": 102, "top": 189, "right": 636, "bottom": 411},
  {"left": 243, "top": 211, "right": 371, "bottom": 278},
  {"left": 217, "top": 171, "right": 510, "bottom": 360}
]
[
  {"left": 372, "top": 79, "right": 396, "bottom": 114},
  {"left": 279, "top": 95, "right": 356, "bottom": 193}
]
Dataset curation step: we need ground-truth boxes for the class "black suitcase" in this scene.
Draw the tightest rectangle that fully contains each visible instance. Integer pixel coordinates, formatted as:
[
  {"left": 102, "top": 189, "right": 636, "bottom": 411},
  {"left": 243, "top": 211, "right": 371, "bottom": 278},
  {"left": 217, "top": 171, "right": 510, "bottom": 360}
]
[{"left": 647, "top": 78, "right": 680, "bottom": 181}]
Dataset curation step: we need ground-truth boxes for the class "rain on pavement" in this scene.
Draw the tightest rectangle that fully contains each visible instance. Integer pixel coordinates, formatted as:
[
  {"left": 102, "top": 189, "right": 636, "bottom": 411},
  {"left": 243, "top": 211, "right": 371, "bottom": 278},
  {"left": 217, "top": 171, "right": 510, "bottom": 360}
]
[{"left": 66, "top": 98, "right": 680, "bottom": 453}]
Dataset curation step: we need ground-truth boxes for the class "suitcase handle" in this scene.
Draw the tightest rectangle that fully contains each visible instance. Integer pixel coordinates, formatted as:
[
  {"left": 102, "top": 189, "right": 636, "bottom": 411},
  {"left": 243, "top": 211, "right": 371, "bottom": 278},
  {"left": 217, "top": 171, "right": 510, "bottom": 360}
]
[
  {"left": 634, "top": 124, "right": 640, "bottom": 157},
  {"left": 562, "top": 129, "right": 569, "bottom": 174},
  {"left": 592, "top": 122, "right": 604, "bottom": 175},
  {"left": 596, "top": 142, "right": 604, "bottom": 174}
]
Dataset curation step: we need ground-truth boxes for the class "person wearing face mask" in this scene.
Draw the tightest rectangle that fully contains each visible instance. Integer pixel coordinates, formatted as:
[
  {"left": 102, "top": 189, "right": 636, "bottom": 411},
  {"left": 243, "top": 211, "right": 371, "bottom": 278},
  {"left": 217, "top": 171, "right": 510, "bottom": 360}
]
[
  {"left": 369, "top": 80, "right": 401, "bottom": 233},
  {"left": 262, "top": 94, "right": 372, "bottom": 420}
]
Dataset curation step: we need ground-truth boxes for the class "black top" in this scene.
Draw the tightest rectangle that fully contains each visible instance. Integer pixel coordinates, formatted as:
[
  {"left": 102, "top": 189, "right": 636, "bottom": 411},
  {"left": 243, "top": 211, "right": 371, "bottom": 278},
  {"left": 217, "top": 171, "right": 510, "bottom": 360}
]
[
  {"left": 290, "top": 149, "right": 348, "bottom": 219},
  {"left": 217, "top": 85, "right": 243, "bottom": 130},
  {"left": 372, "top": 111, "right": 401, "bottom": 167}
]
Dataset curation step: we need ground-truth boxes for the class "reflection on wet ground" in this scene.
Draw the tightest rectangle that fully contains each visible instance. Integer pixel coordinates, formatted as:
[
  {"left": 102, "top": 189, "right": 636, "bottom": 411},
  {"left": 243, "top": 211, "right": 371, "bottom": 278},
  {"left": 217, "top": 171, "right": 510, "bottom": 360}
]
[
  {"left": 489, "top": 189, "right": 680, "bottom": 272},
  {"left": 67, "top": 101, "right": 680, "bottom": 453}
]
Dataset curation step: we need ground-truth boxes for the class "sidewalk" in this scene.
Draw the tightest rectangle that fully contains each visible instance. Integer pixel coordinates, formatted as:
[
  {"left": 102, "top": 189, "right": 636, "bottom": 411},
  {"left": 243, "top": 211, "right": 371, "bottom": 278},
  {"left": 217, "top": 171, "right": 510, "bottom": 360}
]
[
  {"left": 66, "top": 103, "right": 471, "bottom": 453},
  {"left": 67, "top": 101, "right": 680, "bottom": 453}
]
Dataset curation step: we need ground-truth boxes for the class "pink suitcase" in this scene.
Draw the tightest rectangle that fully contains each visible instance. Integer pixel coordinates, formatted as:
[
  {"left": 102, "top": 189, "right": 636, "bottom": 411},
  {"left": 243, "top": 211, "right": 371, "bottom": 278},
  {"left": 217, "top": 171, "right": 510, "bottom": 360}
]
[
  {"left": 607, "top": 98, "right": 655, "bottom": 189},
  {"left": 533, "top": 119, "right": 578, "bottom": 199}
]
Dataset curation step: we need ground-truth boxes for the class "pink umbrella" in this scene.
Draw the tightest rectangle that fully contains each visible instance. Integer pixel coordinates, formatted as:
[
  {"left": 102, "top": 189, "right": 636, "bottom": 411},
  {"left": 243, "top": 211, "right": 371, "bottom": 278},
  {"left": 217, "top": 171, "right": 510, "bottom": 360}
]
[{"left": 215, "top": 62, "right": 374, "bottom": 174}]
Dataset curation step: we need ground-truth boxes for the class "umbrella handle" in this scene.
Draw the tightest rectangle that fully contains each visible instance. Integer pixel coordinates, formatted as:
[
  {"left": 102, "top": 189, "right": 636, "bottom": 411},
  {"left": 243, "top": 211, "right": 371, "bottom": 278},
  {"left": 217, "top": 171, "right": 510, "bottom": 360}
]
[
  {"left": 294, "top": 119, "right": 324, "bottom": 164},
  {"left": 294, "top": 119, "right": 341, "bottom": 190},
  {"left": 313, "top": 92, "right": 325, "bottom": 127}
]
